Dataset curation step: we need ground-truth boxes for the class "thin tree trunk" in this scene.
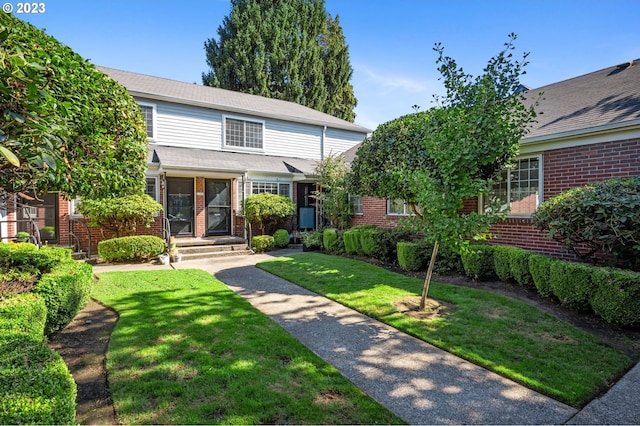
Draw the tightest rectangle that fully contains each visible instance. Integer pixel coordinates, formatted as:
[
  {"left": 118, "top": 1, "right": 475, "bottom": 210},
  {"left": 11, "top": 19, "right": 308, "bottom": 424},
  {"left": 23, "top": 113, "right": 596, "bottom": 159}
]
[{"left": 420, "top": 240, "right": 440, "bottom": 310}]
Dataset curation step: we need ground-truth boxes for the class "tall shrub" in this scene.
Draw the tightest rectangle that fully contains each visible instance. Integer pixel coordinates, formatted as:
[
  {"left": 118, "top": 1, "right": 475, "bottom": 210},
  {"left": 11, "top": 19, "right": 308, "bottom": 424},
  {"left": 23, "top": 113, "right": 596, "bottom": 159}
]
[
  {"left": 78, "top": 194, "right": 162, "bottom": 237},
  {"left": 244, "top": 193, "right": 295, "bottom": 235}
]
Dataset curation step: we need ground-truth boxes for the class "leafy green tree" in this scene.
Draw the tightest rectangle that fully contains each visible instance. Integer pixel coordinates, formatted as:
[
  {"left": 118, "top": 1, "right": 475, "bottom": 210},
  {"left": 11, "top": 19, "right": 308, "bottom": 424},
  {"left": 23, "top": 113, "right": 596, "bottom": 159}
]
[
  {"left": 78, "top": 194, "right": 162, "bottom": 238},
  {"left": 202, "top": 0, "right": 357, "bottom": 121},
  {"left": 0, "top": 14, "right": 147, "bottom": 198},
  {"left": 350, "top": 34, "right": 538, "bottom": 309},
  {"left": 314, "top": 153, "right": 353, "bottom": 230},
  {"left": 244, "top": 193, "right": 295, "bottom": 235}
]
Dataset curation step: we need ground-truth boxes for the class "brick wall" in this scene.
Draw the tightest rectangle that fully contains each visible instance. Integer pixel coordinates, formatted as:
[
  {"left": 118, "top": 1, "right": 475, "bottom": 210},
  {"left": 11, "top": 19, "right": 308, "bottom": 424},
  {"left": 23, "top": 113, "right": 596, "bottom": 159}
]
[{"left": 350, "top": 197, "right": 404, "bottom": 229}]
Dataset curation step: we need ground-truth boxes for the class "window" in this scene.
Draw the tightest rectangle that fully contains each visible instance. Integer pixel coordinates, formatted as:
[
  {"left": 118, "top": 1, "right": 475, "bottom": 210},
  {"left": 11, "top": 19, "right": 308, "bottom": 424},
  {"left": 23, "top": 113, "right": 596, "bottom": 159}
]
[
  {"left": 225, "top": 117, "right": 263, "bottom": 150},
  {"left": 481, "top": 156, "right": 542, "bottom": 216},
  {"left": 138, "top": 103, "right": 156, "bottom": 139},
  {"left": 349, "top": 194, "right": 363, "bottom": 215},
  {"left": 387, "top": 199, "right": 409, "bottom": 215},
  {"left": 251, "top": 182, "right": 290, "bottom": 197},
  {"left": 145, "top": 177, "right": 159, "bottom": 202}
]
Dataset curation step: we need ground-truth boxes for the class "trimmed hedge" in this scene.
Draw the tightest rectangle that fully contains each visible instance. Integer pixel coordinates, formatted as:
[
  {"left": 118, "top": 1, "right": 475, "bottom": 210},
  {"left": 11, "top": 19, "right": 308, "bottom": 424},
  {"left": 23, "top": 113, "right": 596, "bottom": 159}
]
[
  {"left": 252, "top": 235, "right": 275, "bottom": 253},
  {"left": 509, "top": 248, "right": 535, "bottom": 288},
  {"left": 549, "top": 261, "right": 597, "bottom": 311},
  {"left": 493, "top": 246, "right": 513, "bottom": 282},
  {"left": 0, "top": 243, "right": 71, "bottom": 274},
  {"left": 98, "top": 235, "right": 165, "bottom": 262},
  {"left": 33, "top": 261, "right": 93, "bottom": 335},
  {"left": 0, "top": 334, "right": 77, "bottom": 425},
  {"left": 0, "top": 294, "right": 47, "bottom": 338},
  {"left": 529, "top": 254, "right": 555, "bottom": 297},
  {"left": 343, "top": 230, "right": 359, "bottom": 255},
  {"left": 397, "top": 242, "right": 424, "bottom": 271},
  {"left": 360, "top": 230, "right": 378, "bottom": 257},
  {"left": 461, "top": 245, "right": 495, "bottom": 281},
  {"left": 591, "top": 268, "right": 640, "bottom": 327},
  {"left": 322, "top": 228, "right": 338, "bottom": 253},
  {"left": 273, "top": 229, "right": 290, "bottom": 248}
]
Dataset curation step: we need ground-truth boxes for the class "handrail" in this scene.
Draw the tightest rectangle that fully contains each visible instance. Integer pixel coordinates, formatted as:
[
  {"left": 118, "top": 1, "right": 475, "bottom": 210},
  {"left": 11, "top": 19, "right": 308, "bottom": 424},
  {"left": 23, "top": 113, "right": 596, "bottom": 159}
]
[
  {"left": 68, "top": 216, "right": 92, "bottom": 258},
  {"left": 162, "top": 216, "right": 171, "bottom": 247}
]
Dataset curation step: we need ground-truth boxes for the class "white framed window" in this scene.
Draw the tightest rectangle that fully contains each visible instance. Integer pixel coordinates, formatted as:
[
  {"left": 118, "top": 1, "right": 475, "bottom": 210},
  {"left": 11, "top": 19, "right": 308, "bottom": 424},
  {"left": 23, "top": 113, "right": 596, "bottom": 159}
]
[
  {"left": 251, "top": 182, "right": 291, "bottom": 197},
  {"left": 387, "top": 199, "right": 409, "bottom": 216},
  {"left": 145, "top": 177, "right": 159, "bottom": 202},
  {"left": 138, "top": 102, "right": 156, "bottom": 140},
  {"left": 224, "top": 116, "right": 264, "bottom": 150},
  {"left": 481, "top": 155, "right": 542, "bottom": 216},
  {"left": 349, "top": 194, "right": 363, "bottom": 215}
]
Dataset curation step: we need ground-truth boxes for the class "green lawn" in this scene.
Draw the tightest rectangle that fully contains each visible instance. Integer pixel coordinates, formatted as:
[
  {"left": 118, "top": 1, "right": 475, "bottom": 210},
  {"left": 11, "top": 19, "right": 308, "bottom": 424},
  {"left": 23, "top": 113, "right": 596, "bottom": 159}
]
[
  {"left": 93, "top": 269, "right": 403, "bottom": 425},
  {"left": 257, "top": 253, "right": 632, "bottom": 408}
]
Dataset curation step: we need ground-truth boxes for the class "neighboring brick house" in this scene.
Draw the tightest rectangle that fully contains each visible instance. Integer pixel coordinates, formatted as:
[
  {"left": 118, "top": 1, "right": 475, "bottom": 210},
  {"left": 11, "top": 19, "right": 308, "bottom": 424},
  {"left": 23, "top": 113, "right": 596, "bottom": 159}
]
[
  {"left": 1, "top": 66, "right": 369, "bottom": 254},
  {"left": 348, "top": 59, "right": 640, "bottom": 259}
]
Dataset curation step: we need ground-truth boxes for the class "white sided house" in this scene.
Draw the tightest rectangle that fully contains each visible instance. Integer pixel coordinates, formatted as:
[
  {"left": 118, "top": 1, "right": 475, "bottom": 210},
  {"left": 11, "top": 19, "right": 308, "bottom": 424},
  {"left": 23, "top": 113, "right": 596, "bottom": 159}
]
[{"left": 4, "top": 67, "right": 369, "bottom": 256}]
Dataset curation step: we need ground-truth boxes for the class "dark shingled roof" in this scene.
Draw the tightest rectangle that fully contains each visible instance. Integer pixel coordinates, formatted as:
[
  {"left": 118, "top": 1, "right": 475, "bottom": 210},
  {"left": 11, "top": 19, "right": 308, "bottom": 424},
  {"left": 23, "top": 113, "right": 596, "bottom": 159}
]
[
  {"left": 523, "top": 59, "right": 640, "bottom": 141},
  {"left": 149, "top": 145, "right": 318, "bottom": 176},
  {"left": 98, "top": 66, "right": 370, "bottom": 134}
]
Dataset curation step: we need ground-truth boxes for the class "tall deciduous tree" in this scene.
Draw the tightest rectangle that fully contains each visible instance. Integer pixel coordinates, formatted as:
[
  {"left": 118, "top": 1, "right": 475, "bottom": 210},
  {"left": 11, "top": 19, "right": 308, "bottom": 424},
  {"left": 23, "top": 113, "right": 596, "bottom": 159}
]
[
  {"left": 202, "top": 0, "right": 357, "bottom": 121},
  {"left": 350, "top": 34, "right": 539, "bottom": 309},
  {"left": 0, "top": 14, "right": 147, "bottom": 198},
  {"left": 314, "top": 153, "right": 353, "bottom": 230}
]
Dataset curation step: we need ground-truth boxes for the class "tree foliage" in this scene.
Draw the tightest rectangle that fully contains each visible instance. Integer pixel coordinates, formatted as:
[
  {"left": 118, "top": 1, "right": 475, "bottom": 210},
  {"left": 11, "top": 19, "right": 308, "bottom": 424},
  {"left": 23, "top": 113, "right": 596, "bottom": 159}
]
[
  {"left": 0, "top": 14, "right": 147, "bottom": 198},
  {"left": 78, "top": 194, "right": 162, "bottom": 238},
  {"left": 314, "top": 153, "right": 353, "bottom": 230},
  {"left": 533, "top": 176, "right": 640, "bottom": 271},
  {"left": 350, "top": 34, "right": 539, "bottom": 308},
  {"left": 202, "top": 0, "right": 357, "bottom": 121},
  {"left": 243, "top": 193, "right": 295, "bottom": 235}
]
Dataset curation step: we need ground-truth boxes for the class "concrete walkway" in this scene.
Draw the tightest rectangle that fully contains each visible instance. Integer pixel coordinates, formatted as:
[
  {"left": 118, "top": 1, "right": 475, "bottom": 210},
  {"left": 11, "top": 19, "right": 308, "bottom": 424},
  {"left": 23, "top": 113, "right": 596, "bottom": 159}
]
[{"left": 93, "top": 250, "right": 639, "bottom": 424}]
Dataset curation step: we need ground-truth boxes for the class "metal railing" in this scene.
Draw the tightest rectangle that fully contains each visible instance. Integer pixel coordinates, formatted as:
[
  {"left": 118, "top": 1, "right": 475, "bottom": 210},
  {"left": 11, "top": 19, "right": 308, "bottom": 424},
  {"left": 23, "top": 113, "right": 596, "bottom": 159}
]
[{"left": 68, "top": 216, "right": 91, "bottom": 258}]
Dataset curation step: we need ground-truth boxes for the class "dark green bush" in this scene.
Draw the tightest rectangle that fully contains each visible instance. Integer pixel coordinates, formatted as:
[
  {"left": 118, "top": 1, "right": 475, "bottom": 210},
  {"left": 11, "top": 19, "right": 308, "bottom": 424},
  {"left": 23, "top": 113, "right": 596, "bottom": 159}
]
[
  {"left": 322, "top": 228, "right": 338, "bottom": 253},
  {"left": 397, "top": 242, "right": 424, "bottom": 271},
  {"left": 529, "top": 254, "right": 556, "bottom": 297},
  {"left": 343, "top": 230, "right": 359, "bottom": 255},
  {"left": 509, "top": 248, "right": 535, "bottom": 287},
  {"left": 0, "top": 294, "right": 47, "bottom": 338},
  {"left": 533, "top": 176, "right": 640, "bottom": 270},
  {"left": 302, "top": 231, "right": 323, "bottom": 251},
  {"left": 98, "top": 235, "right": 165, "bottom": 262},
  {"left": 461, "top": 245, "right": 495, "bottom": 281},
  {"left": 33, "top": 261, "right": 93, "bottom": 335},
  {"left": 360, "top": 230, "right": 378, "bottom": 256},
  {"left": 549, "top": 261, "right": 597, "bottom": 311},
  {"left": 0, "top": 334, "right": 77, "bottom": 425},
  {"left": 273, "top": 229, "right": 290, "bottom": 248},
  {"left": 493, "top": 246, "right": 513, "bottom": 282},
  {"left": 371, "top": 228, "right": 412, "bottom": 264},
  {"left": 590, "top": 267, "right": 640, "bottom": 327},
  {"left": 252, "top": 235, "right": 275, "bottom": 253}
]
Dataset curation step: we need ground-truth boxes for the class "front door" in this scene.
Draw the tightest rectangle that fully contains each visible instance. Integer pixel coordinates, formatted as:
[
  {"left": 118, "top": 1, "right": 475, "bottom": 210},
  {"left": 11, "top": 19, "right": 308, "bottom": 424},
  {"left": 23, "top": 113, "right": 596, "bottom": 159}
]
[
  {"left": 297, "top": 183, "right": 316, "bottom": 230},
  {"left": 167, "top": 177, "right": 194, "bottom": 236},
  {"left": 205, "top": 179, "right": 231, "bottom": 236}
]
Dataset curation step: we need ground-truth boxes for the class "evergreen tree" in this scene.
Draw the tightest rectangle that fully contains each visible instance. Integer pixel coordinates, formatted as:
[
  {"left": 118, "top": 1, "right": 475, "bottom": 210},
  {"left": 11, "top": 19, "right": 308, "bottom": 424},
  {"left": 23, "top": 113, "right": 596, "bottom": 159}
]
[{"left": 203, "top": 0, "right": 357, "bottom": 122}]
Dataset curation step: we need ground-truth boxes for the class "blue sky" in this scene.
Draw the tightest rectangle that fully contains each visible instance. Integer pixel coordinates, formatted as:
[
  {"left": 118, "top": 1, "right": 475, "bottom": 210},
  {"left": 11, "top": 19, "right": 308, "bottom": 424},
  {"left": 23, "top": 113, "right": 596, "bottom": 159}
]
[{"left": 16, "top": 0, "right": 640, "bottom": 130}]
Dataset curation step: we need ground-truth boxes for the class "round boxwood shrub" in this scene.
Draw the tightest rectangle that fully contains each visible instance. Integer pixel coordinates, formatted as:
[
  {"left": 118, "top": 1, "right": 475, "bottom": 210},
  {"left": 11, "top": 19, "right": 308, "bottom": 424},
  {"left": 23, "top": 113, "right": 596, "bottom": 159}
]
[
  {"left": 590, "top": 267, "right": 640, "bottom": 327},
  {"left": 273, "top": 229, "right": 290, "bottom": 248},
  {"left": 509, "top": 248, "right": 535, "bottom": 288},
  {"left": 397, "top": 241, "right": 425, "bottom": 271},
  {"left": 461, "top": 245, "right": 495, "bottom": 281},
  {"left": 323, "top": 228, "right": 338, "bottom": 253},
  {"left": 98, "top": 235, "right": 165, "bottom": 263},
  {"left": 549, "top": 261, "right": 598, "bottom": 311},
  {"left": 252, "top": 235, "right": 275, "bottom": 253},
  {"left": 529, "top": 254, "right": 556, "bottom": 298}
]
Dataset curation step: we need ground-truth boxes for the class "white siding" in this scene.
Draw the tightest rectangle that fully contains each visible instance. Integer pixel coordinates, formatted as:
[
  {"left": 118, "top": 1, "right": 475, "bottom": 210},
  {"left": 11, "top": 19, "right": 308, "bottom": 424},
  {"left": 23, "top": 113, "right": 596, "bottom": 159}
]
[
  {"left": 264, "top": 120, "right": 323, "bottom": 159},
  {"left": 324, "top": 128, "right": 366, "bottom": 157}
]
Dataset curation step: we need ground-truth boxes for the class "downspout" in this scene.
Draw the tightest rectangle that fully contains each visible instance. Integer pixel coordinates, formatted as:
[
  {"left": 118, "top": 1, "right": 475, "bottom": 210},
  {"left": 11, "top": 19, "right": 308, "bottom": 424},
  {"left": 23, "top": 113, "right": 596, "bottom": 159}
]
[{"left": 318, "top": 125, "right": 327, "bottom": 230}]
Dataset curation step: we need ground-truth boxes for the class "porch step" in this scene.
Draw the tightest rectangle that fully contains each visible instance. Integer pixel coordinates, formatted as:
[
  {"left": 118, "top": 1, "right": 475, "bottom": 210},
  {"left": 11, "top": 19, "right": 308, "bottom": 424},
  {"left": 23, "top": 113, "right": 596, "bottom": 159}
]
[{"left": 174, "top": 239, "right": 251, "bottom": 261}]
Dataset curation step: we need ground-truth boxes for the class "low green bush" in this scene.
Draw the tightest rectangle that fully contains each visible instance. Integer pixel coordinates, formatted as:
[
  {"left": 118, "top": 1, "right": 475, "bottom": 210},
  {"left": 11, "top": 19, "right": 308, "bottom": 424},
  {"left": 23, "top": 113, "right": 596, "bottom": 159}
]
[
  {"left": 273, "top": 229, "right": 290, "bottom": 248},
  {"left": 322, "top": 228, "right": 338, "bottom": 253},
  {"left": 0, "top": 294, "right": 47, "bottom": 338},
  {"left": 549, "top": 261, "right": 597, "bottom": 311},
  {"left": 0, "top": 244, "right": 71, "bottom": 274},
  {"left": 0, "top": 334, "right": 77, "bottom": 425},
  {"left": 302, "top": 231, "right": 323, "bottom": 251},
  {"left": 461, "top": 245, "right": 495, "bottom": 281},
  {"left": 371, "top": 228, "right": 412, "bottom": 264},
  {"left": 509, "top": 248, "right": 535, "bottom": 288},
  {"left": 529, "top": 254, "right": 555, "bottom": 297},
  {"left": 98, "top": 235, "right": 165, "bottom": 262},
  {"left": 493, "top": 246, "right": 513, "bottom": 282},
  {"left": 397, "top": 242, "right": 424, "bottom": 271},
  {"left": 33, "top": 261, "right": 93, "bottom": 335},
  {"left": 360, "top": 229, "right": 378, "bottom": 256},
  {"left": 252, "top": 235, "right": 275, "bottom": 253},
  {"left": 343, "top": 230, "right": 359, "bottom": 255},
  {"left": 590, "top": 268, "right": 640, "bottom": 327}
]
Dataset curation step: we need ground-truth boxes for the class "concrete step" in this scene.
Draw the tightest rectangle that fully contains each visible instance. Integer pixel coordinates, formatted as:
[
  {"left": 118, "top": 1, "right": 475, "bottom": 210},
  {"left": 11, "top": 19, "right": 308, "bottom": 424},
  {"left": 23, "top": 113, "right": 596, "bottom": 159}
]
[
  {"left": 181, "top": 249, "right": 253, "bottom": 261},
  {"left": 178, "top": 244, "right": 248, "bottom": 255}
]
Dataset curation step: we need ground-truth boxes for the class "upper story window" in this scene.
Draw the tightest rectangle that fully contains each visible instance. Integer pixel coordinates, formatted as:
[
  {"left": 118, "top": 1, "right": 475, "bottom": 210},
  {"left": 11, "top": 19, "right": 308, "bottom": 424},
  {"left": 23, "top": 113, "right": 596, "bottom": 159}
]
[
  {"left": 138, "top": 102, "right": 156, "bottom": 140},
  {"left": 224, "top": 116, "right": 264, "bottom": 150},
  {"left": 481, "top": 155, "right": 542, "bottom": 216},
  {"left": 387, "top": 199, "right": 409, "bottom": 216}
]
